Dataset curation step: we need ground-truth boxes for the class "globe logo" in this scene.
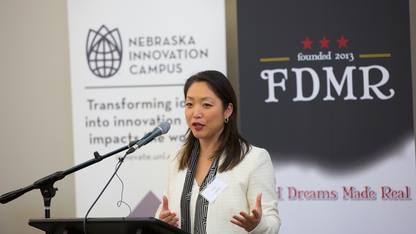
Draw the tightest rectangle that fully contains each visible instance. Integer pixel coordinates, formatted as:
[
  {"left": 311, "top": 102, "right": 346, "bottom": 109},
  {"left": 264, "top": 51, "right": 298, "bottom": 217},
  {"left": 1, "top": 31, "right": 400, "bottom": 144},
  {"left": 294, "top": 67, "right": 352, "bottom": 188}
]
[{"left": 86, "top": 25, "right": 122, "bottom": 78}]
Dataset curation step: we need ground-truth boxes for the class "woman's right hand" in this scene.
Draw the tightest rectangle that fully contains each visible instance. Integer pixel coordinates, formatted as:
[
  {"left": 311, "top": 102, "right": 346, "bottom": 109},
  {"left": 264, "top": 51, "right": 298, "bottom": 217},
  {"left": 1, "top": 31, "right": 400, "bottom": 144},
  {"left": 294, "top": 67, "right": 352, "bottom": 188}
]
[{"left": 159, "top": 195, "right": 179, "bottom": 227}]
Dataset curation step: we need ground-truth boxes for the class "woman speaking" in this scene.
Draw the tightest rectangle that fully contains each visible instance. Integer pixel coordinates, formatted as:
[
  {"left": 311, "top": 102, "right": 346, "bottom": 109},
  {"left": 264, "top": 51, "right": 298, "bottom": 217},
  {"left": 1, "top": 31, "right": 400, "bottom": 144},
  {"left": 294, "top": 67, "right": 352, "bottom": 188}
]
[{"left": 156, "top": 71, "right": 281, "bottom": 233}]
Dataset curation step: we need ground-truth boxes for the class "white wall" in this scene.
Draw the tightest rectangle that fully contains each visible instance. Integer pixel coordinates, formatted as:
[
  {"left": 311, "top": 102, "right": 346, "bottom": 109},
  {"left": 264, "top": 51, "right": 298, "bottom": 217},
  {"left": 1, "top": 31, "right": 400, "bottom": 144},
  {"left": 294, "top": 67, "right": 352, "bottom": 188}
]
[
  {"left": 0, "top": 1, "right": 74, "bottom": 233},
  {"left": 0, "top": 0, "right": 414, "bottom": 233}
]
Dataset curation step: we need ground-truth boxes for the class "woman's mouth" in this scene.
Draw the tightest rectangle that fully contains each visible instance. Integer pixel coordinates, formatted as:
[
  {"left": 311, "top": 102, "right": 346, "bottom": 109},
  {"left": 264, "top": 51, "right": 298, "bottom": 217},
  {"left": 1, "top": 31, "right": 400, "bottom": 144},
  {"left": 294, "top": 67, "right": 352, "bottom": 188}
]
[{"left": 192, "top": 122, "right": 204, "bottom": 130}]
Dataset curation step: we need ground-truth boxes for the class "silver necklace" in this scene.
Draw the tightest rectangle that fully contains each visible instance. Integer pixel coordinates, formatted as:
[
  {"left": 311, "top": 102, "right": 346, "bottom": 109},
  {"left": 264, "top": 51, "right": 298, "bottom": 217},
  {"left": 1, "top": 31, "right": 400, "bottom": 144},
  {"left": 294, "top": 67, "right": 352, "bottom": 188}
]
[{"left": 201, "top": 153, "right": 212, "bottom": 161}]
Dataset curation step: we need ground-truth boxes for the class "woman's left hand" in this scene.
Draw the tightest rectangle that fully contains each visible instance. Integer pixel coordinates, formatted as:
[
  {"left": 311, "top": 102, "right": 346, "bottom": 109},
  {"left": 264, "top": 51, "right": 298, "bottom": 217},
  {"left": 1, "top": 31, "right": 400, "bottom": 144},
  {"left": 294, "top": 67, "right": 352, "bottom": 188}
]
[{"left": 230, "top": 193, "right": 262, "bottom": 232}]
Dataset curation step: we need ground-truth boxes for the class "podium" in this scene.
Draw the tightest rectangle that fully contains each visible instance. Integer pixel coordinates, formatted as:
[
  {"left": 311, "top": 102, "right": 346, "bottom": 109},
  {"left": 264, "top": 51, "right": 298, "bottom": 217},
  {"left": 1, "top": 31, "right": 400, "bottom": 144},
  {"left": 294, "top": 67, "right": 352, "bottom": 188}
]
[{"left": 28, "top": 217, "right": 189, "bottom": 234}]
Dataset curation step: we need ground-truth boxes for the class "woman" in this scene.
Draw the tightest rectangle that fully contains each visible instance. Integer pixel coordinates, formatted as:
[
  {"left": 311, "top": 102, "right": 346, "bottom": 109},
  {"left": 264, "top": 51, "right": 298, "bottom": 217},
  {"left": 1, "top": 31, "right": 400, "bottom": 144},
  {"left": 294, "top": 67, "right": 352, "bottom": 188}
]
[{"left": 156, "top": 70, "right": 281, "bottom": 233}]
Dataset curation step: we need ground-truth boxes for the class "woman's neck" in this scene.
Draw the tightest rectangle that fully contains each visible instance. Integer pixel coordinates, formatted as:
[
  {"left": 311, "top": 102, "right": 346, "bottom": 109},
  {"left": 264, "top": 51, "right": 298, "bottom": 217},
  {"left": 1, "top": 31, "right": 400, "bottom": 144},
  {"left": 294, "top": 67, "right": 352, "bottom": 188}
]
[{"left": 198, "top": 139, "right": 219, "bottom": 157}]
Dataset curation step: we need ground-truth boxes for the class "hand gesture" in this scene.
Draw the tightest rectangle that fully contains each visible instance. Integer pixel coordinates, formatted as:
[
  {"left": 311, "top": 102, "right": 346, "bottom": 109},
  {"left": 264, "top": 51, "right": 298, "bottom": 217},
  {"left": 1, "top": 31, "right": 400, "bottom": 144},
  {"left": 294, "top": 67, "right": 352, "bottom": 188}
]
[
  {"left": 230, "top": 193, "right": 262, "bottom": 232},
  {"left": 158, "top": 195, "right": 179, "bottom": 227}
]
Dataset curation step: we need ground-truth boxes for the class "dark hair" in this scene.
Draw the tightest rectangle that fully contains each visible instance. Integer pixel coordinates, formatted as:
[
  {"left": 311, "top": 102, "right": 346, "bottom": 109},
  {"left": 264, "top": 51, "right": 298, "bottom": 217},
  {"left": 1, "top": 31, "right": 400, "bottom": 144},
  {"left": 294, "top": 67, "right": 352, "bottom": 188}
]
[{"left": 178, "top": 70, "right": 251, "bottom": 172}]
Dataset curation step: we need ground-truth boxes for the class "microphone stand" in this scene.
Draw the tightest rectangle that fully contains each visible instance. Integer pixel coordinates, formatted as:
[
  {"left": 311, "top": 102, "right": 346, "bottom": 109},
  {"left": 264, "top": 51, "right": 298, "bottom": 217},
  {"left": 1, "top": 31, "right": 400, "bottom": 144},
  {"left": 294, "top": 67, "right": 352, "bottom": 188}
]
[{"left": 0, "top": 143, "right": 135, "bottom": 220}]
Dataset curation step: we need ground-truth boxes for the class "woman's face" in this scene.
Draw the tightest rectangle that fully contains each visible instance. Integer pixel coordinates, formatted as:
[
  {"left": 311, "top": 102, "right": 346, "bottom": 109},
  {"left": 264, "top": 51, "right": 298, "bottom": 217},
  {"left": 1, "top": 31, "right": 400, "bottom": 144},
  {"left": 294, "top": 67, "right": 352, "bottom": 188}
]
[{"left": 185, "top": 81, "right": 233, "bottom": 143}]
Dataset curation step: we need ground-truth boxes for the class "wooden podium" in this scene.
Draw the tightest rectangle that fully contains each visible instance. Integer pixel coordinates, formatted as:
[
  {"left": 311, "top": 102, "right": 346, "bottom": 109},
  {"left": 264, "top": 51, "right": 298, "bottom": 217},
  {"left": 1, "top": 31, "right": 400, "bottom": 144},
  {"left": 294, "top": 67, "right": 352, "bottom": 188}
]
[{"left": 28, "top": 217, "right": 189, "bottom": 234}]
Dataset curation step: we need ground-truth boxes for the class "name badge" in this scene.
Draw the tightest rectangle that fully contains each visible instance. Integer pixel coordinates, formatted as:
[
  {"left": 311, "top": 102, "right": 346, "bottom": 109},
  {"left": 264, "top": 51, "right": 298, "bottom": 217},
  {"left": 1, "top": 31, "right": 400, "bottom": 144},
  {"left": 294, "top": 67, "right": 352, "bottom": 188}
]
[{"left": 201, "top": 177, "right": 227, "bottom": 203}]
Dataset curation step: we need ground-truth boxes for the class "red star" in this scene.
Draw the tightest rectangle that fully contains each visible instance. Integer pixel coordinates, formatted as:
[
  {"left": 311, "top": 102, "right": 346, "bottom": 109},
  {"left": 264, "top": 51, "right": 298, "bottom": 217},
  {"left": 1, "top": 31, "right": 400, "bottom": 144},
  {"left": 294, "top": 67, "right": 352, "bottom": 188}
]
[
  {"left": 319, "top": 36, "right": 330, "bottom": 49},
  {"left": 301, "top": 37, "right": 313, "bottom": 49},
  {"left": 337, "top": 35, "right": 349, "bottom": 48}
]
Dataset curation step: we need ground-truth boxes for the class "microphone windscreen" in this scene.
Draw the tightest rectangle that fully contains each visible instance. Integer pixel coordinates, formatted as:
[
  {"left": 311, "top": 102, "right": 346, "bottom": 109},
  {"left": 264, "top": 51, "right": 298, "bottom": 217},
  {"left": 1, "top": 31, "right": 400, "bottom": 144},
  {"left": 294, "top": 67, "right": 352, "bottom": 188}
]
[{"left": 158, "top": 121, "right": 171, "bottom": 134}]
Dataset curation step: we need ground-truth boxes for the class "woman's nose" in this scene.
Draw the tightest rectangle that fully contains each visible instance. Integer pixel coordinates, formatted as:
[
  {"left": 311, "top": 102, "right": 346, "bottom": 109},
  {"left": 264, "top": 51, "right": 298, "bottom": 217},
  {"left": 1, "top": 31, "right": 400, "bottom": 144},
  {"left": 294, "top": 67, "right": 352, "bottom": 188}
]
[{"left": 193, "top": 105, "right": 202, "bottom": 118}]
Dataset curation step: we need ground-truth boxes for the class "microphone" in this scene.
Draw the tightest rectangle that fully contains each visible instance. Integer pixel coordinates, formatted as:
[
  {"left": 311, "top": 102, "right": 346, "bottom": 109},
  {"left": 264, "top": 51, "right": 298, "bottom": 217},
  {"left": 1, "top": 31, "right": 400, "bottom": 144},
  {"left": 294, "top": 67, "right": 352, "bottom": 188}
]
[{"left": 127, "top": 122, "right": 171, "bottom": 154}]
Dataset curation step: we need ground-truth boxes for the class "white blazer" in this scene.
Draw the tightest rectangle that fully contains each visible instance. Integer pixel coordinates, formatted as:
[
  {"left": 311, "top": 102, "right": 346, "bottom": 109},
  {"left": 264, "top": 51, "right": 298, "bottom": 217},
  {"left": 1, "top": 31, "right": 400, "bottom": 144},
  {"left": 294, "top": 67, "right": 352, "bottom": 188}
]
[{"left": 156, "top": 146, "right": 281, "bottom": 234}]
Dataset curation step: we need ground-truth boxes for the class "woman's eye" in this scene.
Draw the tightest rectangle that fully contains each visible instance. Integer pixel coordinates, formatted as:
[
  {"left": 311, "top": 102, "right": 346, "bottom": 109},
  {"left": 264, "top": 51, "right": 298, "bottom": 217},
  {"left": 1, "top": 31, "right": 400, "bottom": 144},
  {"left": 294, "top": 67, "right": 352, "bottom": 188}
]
[
  {"left": 203, "top": 103, "right": 212, "bottom": 107},
  {"left": 186, "top": 103, "right": 193, "bottom": 107}
]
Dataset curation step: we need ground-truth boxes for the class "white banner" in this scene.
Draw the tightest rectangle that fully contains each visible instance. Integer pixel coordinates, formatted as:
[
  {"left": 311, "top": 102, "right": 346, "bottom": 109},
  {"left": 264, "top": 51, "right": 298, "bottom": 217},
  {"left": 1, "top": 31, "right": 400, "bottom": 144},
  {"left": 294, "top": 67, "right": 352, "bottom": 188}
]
[{"left": 67, "top": 0, "right": 226, "bottom": 218}]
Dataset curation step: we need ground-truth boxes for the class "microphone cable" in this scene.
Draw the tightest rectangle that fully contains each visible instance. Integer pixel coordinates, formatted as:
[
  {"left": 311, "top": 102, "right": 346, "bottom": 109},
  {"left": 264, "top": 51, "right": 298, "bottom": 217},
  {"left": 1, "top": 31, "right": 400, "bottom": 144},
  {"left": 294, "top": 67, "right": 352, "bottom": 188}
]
[
  {"left": 83, "top": 152, "right": 130, "bottom": 234},
  {"left": 115, "top": 158, "right": 132, "bottom": 215}
]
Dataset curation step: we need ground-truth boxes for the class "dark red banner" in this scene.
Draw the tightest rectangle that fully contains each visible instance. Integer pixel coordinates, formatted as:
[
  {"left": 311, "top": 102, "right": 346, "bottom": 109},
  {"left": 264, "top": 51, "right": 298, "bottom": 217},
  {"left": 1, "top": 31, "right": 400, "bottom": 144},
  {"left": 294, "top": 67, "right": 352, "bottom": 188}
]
[{"left": 237, "top": 0, "right": 415, "bottom": 233}]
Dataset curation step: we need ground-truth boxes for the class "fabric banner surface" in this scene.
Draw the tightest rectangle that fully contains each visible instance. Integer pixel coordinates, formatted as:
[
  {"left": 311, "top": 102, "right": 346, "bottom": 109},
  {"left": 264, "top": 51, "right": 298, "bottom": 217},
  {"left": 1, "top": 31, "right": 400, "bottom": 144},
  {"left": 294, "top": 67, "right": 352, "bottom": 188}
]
[
  {"left": 237, "top": 0, "right": 416, "bottom": 233},
  {"left": 67, "top": 0, "right": 226, "bottom": 217}
]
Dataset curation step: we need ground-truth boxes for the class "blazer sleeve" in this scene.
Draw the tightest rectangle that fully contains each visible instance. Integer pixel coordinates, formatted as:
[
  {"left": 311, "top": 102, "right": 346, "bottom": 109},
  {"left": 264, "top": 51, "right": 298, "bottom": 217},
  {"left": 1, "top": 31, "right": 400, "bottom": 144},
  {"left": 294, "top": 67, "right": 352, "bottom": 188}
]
[
  {"left": 247, "top": 148, "right": 281, "bottom": 234},
  {"left": 155, "top": 169, "right": 169, "bottom": 219},
  {"left": 155, "top": 149, "right": 177, "bottom": 219}
]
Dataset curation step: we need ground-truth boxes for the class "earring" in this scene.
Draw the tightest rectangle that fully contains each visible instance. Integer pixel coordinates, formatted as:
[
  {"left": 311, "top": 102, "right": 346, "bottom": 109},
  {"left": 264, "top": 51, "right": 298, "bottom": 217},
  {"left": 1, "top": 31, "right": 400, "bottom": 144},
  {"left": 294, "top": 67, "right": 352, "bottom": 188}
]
[{"left": 224, "top": 117, "right": 229, "bottom": 123}]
